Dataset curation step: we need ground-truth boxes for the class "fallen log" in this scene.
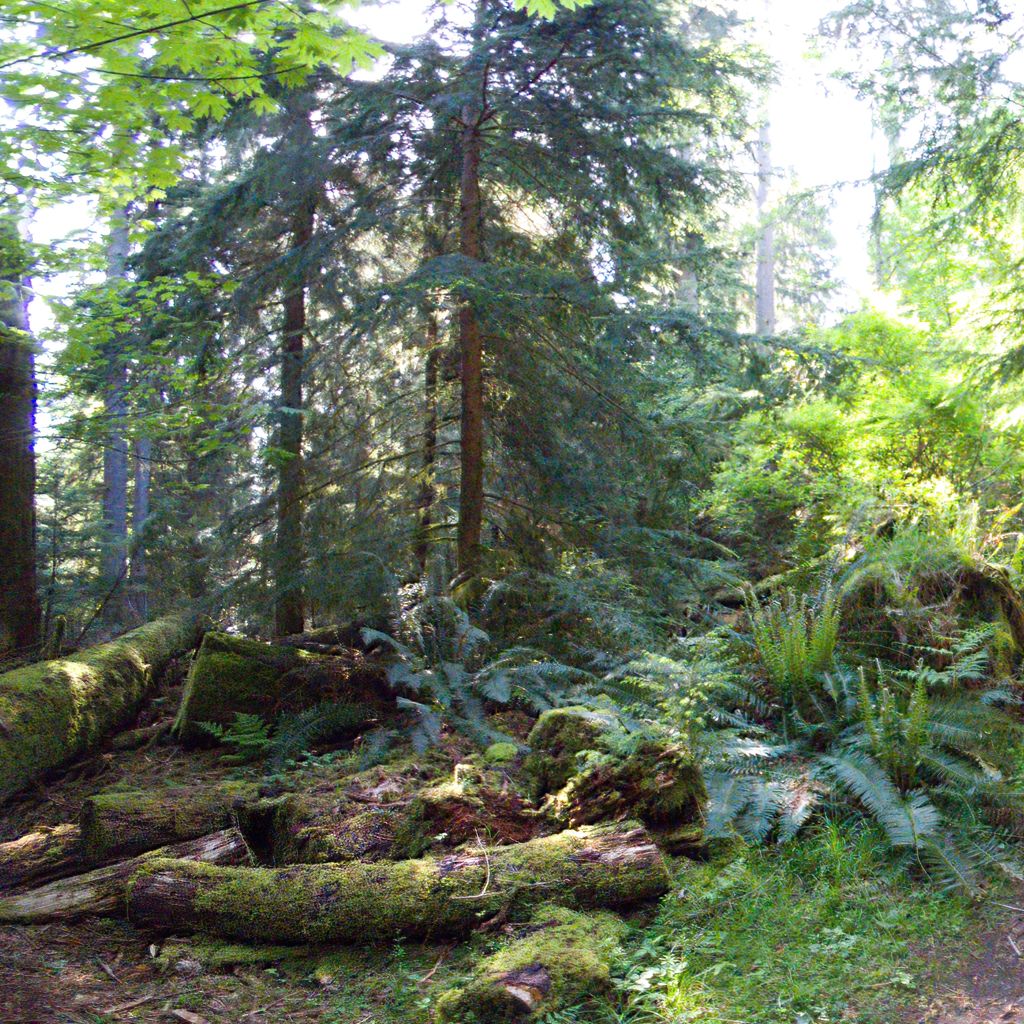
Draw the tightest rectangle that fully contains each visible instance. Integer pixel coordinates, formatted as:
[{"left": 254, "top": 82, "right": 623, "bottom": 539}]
[
  {"left": 0, "top": 824, "right": 82, "bottom": 891},
  {"left": 172, "top": 632, "right": 387, "bottom": 746},
  {"left": 79, "top": 781, "right": 257, "bottom": 862},
  {"left": 435, "top": 904, "right": 627, "bottom": 1021},
  {"left": 127, "top": 822, "right": 669, "bottom": 944},
  {"left": 0, "top": 827, "right": 250, "bottom": 924},
  {"left": 0, "top": 614, "right": 204, "bottom": 803}
]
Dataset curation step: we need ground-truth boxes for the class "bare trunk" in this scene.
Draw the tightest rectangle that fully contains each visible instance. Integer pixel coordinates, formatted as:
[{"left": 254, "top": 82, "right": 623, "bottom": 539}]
[
  {"left": 415, "top": 315, "right": 440, "bottom": 573},
  {"left": 101, "top": 210, "right": 130, "bottom": 626},
  {"left": 129, "top": 436, "right": 151, "bottom": 622},
  {"left": 0, "top": 217, "right": 40, "bottom": 657},
  {"left": 274, "top": 101, "right": 316, "bottom": 636},
  {"left": 456, "top": 110, "right": 485, "bottom": 579},
  {"left": 755, "top": 121, "right": 776, "bottom": 336}
]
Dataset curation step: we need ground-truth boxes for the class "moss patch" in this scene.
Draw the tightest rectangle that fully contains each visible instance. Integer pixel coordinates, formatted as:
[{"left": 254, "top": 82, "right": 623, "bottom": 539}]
[
  {"left": 435, "top": 904, "right": 627, "bottom": 1022},
  {"left": 522, "top": 706, "right": 623, "bottom": 801}
]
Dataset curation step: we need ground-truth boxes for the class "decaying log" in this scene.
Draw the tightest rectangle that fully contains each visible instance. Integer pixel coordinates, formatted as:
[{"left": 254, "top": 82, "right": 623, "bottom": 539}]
[
  {"left": 172, "top": 631, "right": 388, "bottom": 746},
  {"left": 79, "top": 781, "right": 257, "bottom": 862},
  {"left": 111, "top": 719, "right": 172, "bottom": 752},
  {"left": 127, "top": 822, "right": 669, "bottom": 944},
  {"left": 0, "top": 827, "right": 250, "bottom": 924},
  {"left": 0, "top": 614, "right": 204, "bottom": 803},
  {"left": 0, "top": 824, "right": 82, "bottom": 891},
  {"left": 435, "top": 904, "right": 627, "bottom": 1021}
]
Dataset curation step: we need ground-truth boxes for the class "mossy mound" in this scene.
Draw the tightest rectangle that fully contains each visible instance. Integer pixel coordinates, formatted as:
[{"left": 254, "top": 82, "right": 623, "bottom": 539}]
[
  {"left": 435, "top": 904, "right": 628, "bottom": 1021},
  {"left": 522, "top": 706, "right": 624, "bottom": 801},
  {"left": 553, "top": 736, "right": 706, "bottom": 828},
  {"left": 172, "top": 632, "right": 388, "bottom": 746},
  {"left": 0, "top": 614, "right": 203, "bottom": 803}
]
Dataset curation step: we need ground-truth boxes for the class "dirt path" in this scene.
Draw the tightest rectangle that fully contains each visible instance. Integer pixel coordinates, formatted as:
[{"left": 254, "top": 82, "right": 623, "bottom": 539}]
[{"left": 902, "top": 894, "right": 1024, "bottom": 1024}]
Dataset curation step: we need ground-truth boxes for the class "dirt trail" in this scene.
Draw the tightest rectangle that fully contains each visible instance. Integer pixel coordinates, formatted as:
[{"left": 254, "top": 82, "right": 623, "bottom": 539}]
[{"left": 902, "top": 894, "right": 1024, "bottom": 1024}]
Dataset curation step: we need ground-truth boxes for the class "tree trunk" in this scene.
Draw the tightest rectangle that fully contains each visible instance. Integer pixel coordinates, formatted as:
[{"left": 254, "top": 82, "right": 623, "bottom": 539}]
[
  {"left": 755, "top": 121, "right": 776, "bottom": 336},
  {"left": 274, "top": 152, "right": 316, "bottom": 638},
  {"left": 101, "top": 209, "right": 131, "bottom": 627},
  {"left": 0, "top": 828, "right": 249, "bottom": 924},
  {"left": 0, "top": 217, "right": 40, "bottom": 657},
  {"left": 0, "top": 614, "right": 203, "bottom": 803},
  {"left": 456, "top": 109, "right": 485, "bottom": 579},
  {"left": 126, "top": 822, "right": 669, "bottom": 944},
  {"left": 129, "top": 436, "right": 151, "bottom": 622},
  {"left": 415, "top": 314, "right": 441, "bottom": 573},
  {"left": 0, "top": 824, "right": 82, "bottom": 892}
]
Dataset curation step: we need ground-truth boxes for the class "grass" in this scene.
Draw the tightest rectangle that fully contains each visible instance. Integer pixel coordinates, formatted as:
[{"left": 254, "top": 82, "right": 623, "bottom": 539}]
[{"left": 541, "top": 820, "right": 1006, "bottom": 1024}]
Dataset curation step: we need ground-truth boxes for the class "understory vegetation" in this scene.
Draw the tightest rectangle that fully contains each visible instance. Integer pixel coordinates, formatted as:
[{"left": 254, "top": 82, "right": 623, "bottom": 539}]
[{"left": 5, "top": 0, "right": 1024, "bottom": 1022}]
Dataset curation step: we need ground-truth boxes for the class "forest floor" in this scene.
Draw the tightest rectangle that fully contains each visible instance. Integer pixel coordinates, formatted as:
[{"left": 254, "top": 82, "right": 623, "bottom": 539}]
[{"left": 2, "top": 669, "right": 1023, "bottom": 1024}]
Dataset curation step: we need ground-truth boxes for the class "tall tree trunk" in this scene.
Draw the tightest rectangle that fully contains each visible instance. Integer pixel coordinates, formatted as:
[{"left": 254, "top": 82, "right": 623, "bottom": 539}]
[
  {"left": 754, "top": 121, "right": 776, "bottom": 336},
  {"left": 415, "top": 317, "right": 440, "bottom": 574},
  {"left": 456, "top": 109, "right": 485, "bottom": 580},
  {"left": 101, "top": 209, "right": 130, "bottom": 626},
  {"left": 274, "top": 161, "right": 316, "bottom": 637},
  {"left": 0, "top": 218, "right": 40, "bottom": 657},
  {"left": 129, "top": 436, "right": 151, "bottom": 622}
]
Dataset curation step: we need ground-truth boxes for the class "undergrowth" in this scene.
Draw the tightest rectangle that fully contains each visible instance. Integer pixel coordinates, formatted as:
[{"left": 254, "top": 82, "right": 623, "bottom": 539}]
[{"left": 539, "top": 822, "right": 1005, "bottom": 1024}]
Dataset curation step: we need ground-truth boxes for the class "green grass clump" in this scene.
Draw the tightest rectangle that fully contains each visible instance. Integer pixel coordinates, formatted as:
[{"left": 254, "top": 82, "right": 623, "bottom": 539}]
[{"left": 598, "top": 822, "right": 998, "bottom": 1024}]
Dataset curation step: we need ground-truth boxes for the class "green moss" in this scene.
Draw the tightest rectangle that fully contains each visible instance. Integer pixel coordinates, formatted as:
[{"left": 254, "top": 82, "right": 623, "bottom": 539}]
[
  {"left": 484, "top": 742, "right": 518, "bottom": 765},
  {"left": 522, "top": 706, "right": 622, "bottom": 801},
  {"left": 0, "top": 614, "right": 203, "bottom": 803},
  {"left": 80, "top": 781, "right": 256, "bottom": 861},
  {"left": 128, "top": 822, "right": 670, "bottom": 944},
  {"left": 553, "top": 737, "right": 706, "bottom": 829},
  {"left": 156, "top": 936, "right": 308, "bottom": 971},
  {"left": 173, "top": 633, "right": 307, "bottom": 746},
  {"left": 435, "top": 904, "right": 627, "bottom": 1022}
]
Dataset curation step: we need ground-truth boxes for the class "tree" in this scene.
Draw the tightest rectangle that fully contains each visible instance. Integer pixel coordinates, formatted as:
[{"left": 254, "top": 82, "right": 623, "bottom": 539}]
[{"left": 0, "top": 216, "right": 41, "bottom": 656}]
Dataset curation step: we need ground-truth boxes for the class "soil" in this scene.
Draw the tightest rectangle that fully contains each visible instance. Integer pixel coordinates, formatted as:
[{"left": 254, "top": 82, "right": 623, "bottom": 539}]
[{"left": 899, "top": 892, "right": 1024, "bottom": 1024}]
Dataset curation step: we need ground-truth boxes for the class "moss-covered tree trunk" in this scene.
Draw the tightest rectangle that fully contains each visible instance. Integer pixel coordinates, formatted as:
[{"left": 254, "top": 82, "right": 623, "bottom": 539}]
[
  {"left": 0, "top": 828, "right": 248, "bottom": 924},
  {"left": 127, "top": 823, "right": 669, "bottom": 944},
  {"left": 0, "top": 614, "right": 203, "bottom": 802}
]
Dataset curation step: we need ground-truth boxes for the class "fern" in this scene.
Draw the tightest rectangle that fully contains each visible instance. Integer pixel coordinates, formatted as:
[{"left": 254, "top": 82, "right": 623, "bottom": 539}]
[{"left": 197, "top": 713, "right": 272, "bottom": 764}]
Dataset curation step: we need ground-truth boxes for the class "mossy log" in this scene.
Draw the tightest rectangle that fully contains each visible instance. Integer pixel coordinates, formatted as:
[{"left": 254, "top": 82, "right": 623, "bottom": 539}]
[
  {"left": 172, "top": 632, "right": 388, "bottom": 746},
  {"left": 0, "top": 824, "right": 82, "bottom": 891},
  {"left": 435, "top": 904, "right": 627, "bottom": 1022},
  {"left": 0, "top": 614, "right": 204, "bottom": 803},
  {"left": 522, "top": 706, "right": 623, "bottom": 801},
  {"left": 126, "top": 822, "right": 669, "bottom": 944},
  {"left": 0, "top": 827, "right": 249, "bottom": 924},
  {"left": 79, "top": 782, "right": 257, "bottom": 862}
]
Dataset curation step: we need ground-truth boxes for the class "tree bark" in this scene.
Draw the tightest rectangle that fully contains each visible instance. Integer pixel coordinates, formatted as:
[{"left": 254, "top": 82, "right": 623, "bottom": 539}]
[
  {"left": 274, "top": 116, "right": 316, "bottom": 637},
  {"left": 456, "top": 109, "right": 485, "bottom": 579},
  {"left": 126, "top": 822, "right": 669, "bottom": 944},
  {"left": 0, "top": 828, "right": 249, "bottom": 924},
  {"left": 755, "top": 121, "right": 776, "bottom": 336},
  {"left": 0, "top": 825, "right": 82, "bottom": 892},
  {"left": 129, "top": 436, "right": 151, "bottom": 622},
  {"left": 101, "top": 209, "right": 131, "bottom": 627},
  {"left": 0, "top": 217, "right": 40, "bottom": 657},
  {"left": 415, "top": 314, "right": 441, "bottom": 573}
]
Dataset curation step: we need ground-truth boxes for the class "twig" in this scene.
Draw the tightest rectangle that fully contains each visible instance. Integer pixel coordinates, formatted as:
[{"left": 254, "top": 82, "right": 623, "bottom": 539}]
[
  {"left": 97, "top": 959, "right": 120, "bottom": 984},
  {"left": 1009, "top": 934, "right": 1022, "bottom": 958},
  {"left": 417, "top": 945, "right": 453, "bottom": 987},
  {"left": 101, "top": 995, "right": 157, "bottom": 1014}
]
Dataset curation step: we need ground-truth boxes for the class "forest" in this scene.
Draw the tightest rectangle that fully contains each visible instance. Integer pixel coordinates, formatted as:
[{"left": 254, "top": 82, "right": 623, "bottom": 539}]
[{"left": 3, "top": 0, "right": 1024, "bottom": 1021}]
